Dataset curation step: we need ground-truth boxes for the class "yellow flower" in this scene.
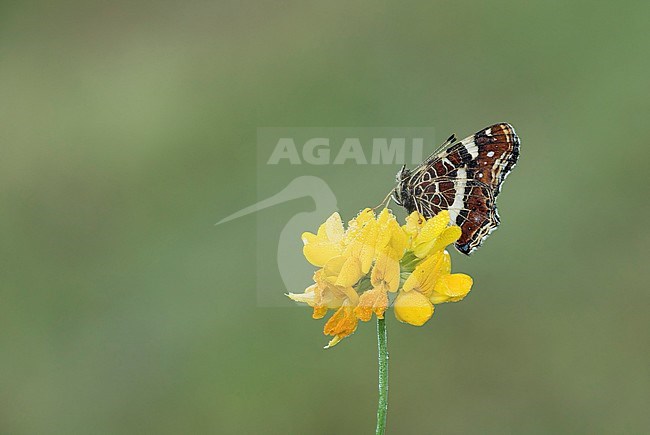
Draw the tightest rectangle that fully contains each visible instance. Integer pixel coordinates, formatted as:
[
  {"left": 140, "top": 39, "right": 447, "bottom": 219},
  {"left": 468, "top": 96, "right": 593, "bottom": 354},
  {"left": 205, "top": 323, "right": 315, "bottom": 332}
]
[
  {"left": 395, "top": 248, "right": 472, "bottom": 325},
  {"left": 302, "top": 212, "right": 345, "bottom": 267},
  {"left": 355, "top": 285, "right": 389, "bottom": 321},
  {"left": 354, "top": 209, "right": 406, "bottom": 321},
  {"left": 394, "top": 290, "right": 433, "bottom": 326},
  {"left": 287, "top": 268, "right": 358, "bottom": 319},
  {"left": 323, "top": 300, "right": 359, "bottom": 348},
  {"left": 376, "top": 208, "right": 408, "bottom": 259},
  {"left": 431, "top": 273, "right": 473, "bottom": 304},
  {"left": 403, "top": 250, "right": 449, "bottom": 297},
  {"left": 410, "top": 210, "right": 462, "bottom": 259},
  {"left": 289, "top": 208, "right": 473, "bottom": 347},
  {"left": 342, "top": 208, "right": 378, "bottom": 274}
]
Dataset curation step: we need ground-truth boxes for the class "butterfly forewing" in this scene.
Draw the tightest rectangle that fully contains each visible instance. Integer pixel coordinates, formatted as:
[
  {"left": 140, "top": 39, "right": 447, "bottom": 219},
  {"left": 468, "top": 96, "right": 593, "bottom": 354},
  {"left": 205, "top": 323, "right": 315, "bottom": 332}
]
[{"left": 397, "top": 123, "right": 520, "bottom": 255}]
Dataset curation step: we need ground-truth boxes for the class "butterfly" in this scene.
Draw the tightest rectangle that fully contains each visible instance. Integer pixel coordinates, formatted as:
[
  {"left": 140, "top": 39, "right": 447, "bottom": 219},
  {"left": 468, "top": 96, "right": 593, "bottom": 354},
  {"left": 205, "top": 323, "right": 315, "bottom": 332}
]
[{"left": 392, "top": 123, "right": 520, "bottom": 255}]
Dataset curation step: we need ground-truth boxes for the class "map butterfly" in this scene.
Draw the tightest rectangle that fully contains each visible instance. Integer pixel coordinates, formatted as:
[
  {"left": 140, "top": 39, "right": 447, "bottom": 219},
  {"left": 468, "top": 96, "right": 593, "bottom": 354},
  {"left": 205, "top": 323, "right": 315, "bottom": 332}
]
[{"left": 393, "top": 123, "right": 520, "bottom": 255}]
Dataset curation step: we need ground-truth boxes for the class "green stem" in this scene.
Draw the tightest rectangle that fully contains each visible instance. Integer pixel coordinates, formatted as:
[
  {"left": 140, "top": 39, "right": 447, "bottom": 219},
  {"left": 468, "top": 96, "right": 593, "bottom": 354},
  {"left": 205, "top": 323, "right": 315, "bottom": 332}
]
[{"left": 376, "top": 317, "right": 388, "bottom": 435}]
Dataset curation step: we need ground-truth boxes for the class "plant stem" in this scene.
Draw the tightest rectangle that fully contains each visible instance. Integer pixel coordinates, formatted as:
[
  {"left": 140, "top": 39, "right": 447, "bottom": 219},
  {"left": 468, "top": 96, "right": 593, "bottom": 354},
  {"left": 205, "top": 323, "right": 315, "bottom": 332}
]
[{"left": 376, "top": 317, "right": 388, "bottom": 435}]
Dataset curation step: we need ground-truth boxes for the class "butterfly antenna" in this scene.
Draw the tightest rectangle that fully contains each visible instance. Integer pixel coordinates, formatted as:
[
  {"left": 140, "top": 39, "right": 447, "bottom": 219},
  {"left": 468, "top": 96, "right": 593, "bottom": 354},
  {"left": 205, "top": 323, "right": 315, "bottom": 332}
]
[
  {"left": 421, "top": 134, "right": 458, "bottom": 164},
  {"left": 438, "top": 134, "right": 457, "bottom": 151},
  {"left": 373, "top": 189, "right": 393, "bottom": 211}
]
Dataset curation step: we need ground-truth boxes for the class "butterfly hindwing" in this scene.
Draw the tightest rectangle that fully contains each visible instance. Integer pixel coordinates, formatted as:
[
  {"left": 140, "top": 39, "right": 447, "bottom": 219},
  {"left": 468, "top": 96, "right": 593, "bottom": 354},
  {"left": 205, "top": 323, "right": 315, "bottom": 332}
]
[{"left": 452, "top": 179, "right": 500, "bottom": 254}]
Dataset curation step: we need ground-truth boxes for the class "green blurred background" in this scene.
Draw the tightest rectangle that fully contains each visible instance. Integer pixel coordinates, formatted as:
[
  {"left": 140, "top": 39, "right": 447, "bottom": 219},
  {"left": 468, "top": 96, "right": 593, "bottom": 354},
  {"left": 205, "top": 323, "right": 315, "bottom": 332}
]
[{"left": 2, "top": 1, "right": 649, "bottom": 433}]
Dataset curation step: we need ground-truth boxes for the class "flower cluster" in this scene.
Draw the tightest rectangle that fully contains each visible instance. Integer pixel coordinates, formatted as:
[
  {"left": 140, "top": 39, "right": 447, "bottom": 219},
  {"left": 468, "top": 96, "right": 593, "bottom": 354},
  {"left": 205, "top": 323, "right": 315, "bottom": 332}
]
[{"left": 287, "top": 208, "right": 473, "bottom": 348}]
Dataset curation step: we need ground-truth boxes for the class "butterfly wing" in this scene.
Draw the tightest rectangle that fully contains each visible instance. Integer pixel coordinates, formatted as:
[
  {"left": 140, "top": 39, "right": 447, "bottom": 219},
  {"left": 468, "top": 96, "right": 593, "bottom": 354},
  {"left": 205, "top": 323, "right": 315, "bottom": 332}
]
[
  {"left": 413, "top": 123, "right": 520, "bottom": 195},
  {"left": 401, "top": 123, "right": 520, "bottom": 254}
]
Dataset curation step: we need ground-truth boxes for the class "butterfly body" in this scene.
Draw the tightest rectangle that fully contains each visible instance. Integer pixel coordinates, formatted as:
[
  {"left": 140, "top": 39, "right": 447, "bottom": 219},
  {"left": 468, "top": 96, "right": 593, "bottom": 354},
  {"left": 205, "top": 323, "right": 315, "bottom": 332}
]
[{"left": 393, "top": 123, "right": 520, "bottom": 255}]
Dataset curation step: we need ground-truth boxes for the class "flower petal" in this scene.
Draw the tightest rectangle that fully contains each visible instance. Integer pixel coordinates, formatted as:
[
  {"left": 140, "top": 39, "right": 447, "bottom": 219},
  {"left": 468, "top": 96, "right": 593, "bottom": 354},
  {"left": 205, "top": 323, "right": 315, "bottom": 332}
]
[
  {"left": 375, "top": 208, "right": 394, "bottom": 249},
  {"left": 312, "top": 306, "right": 328, "bottom": 319},
  {"left": 323, "top": 212, "right": 344, "bottom": 243},
  {"left": 286, "top": 284, "right": 318, "bottom": 305},
  {"left": 415, "top": 210, "right": 448, "bottom": 242},
  {"left": 422, "top": 210, "right": 450, "bottom": 238},
  {"left": 411, "top": 211, "right": 462, "bottom": 258},
  {"left": 394, "top": 290, "right": 434, "bottom": 326},
  {"left": 354, "top": 286, "right": 389, "bottom": 321},
  {"left": 387, "top": 227, "right": 408, "bottom": 260},
  {"left": 429, "top": 226, "right": 462, "bottom": 254},
  {"left": 440, "top": 250, "right": 452, "bottom": 275},
  {"left": 323, "top": 304, "right": 358, "bottom": 348},
  {"left": 403, "top": 211, "right": 425, "bottom": 238},
  {"left": 371, "top": 251, "right": 401, "bottom": 292},
  {"left": 300, "top": 213, "right": 346, "bottom": 267},
  {"left": 335, "top": 257, "right": 363, "bottom": 287},
  {"left": 302, "top": 234, "right": 343, "bottom": 267},
  {"left": 431, "top": 273, "right": 473, "bottom": 303},
  {"left": 402, "top": 250, "right": 445, "bottom": 296},
  {"left": 343, "top": 220, "right": 377, "bottom": 274}
]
